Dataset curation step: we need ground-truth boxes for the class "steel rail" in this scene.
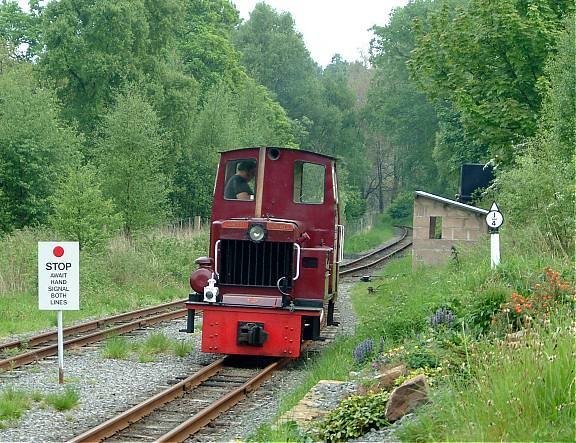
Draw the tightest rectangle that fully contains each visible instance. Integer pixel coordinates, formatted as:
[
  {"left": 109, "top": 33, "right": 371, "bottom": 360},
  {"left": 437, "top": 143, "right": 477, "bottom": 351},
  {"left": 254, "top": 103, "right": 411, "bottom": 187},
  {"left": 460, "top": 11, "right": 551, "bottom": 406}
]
[
  {"left": 340, "top": 226, "right": 409, "bottom": 270},
  {"left": 0, "top": 299, "right": 187, "bottom": 353},
  {"left": 157, "top": 357, "right": 291, "bottom": 442},
  {"left": 67, "top": 357, "right": 227, "bottom": 443},
  {"left": 340, "top": 238, "right": 412, "bottom": 276},
  {"left": 0, "top": 308, "right": 187, "bottom": 370}
]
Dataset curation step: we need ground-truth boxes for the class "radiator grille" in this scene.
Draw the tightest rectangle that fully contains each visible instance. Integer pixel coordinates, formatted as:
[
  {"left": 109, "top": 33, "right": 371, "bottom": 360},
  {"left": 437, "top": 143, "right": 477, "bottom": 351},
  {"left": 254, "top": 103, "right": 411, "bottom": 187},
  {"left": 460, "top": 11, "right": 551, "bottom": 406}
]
[{"left": 219, "top": 240, "right": 294, "bottom": 287}]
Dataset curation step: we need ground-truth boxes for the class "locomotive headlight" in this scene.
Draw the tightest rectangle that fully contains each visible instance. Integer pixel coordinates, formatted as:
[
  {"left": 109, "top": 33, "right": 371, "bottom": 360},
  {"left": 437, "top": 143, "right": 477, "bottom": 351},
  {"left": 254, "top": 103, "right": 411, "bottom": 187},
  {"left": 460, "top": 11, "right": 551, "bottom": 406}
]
[{"left": 248, "top": 224, "right": 266, "bottom": 242}]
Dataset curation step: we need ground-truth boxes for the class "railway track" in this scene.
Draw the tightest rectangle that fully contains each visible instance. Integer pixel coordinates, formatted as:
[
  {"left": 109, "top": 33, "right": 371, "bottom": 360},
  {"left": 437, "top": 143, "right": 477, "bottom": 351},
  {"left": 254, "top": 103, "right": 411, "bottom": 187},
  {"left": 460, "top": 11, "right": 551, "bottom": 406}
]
[
  {"left": 68, "top": 355, "right": 290, "bottom": 443},
  {"left": 0, "top": 300, "right": 187, "bottom": 371},
  {"left": 0, "top": 228, "right": 410, "bottom": 373},
  {"left": 340, "top": 226, "right": 412, "bottom": 277}
]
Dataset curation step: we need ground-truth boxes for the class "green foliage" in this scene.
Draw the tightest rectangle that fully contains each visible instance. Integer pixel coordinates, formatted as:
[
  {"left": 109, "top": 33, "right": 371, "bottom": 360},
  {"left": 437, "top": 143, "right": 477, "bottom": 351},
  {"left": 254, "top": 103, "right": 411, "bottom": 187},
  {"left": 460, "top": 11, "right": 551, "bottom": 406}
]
[
  {"left": 410, "top": 0, "right": 574, "bottom": 162},
  {"left": 494, "top": 16, "right": 575, "bottom": 256},
  {"left": 465, "top": 287, "right": 508, "bottom": 334},
  {"left": 101, "top": 336, "right": 130, "bottom": 360},
  {"left": 39, "top": 0, "right": 180, "bottom": 132},
  {"left": 314, "top": 391, "right": 390, "bottom": 442},
  {"left": 0, "top": 63, "right": 81, "bottom": 233},
  {"left": 0, "top": 388, "right": 30, "bottom": 426},
  {"left": 386, "top": 192, "right": 413, "bottom": 221},
  {"left": 96, "top": 88, "right": 170, "bottom": 236},
  {"left": 48, "top": 164, "right": 123, "bottom": 250},
  {"left": 366, "top": 1, "right": 442, "bottom": 196},
  {"left": 45, "top": 387, "right": 79, "bottom": 411}
]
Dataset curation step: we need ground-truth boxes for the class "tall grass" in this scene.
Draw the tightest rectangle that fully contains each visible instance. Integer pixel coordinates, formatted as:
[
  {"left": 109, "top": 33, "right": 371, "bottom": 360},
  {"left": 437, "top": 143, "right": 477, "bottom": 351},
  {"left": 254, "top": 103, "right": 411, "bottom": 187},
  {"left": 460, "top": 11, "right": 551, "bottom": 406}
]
[
  {"left": 0, "top": 228, "right": 208, "bottom": 338},
  {"left": 344, "top": 214, "right": 396, "bottom": 254},
  {"left": 249, "top": 223, "right": 574, "bottom": 442},
  {"left": 0, "top": 388, "right": 30, "bottom": 428},
  {"left": 399, "top": 307, "right": 575, "bottom": 442}
]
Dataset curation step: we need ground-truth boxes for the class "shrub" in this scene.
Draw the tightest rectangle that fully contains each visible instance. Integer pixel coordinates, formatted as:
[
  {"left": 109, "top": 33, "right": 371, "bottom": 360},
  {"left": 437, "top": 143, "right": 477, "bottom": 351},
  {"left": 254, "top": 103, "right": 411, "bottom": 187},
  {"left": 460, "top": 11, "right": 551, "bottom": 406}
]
[
  {"left": 465, "top": 287, "right": 508, "bottom": 334},
  {"left": 315, "top": 391, "right": 390, "bottom": 441},
  {"left": 386, "top": 192, "right": 413, "bottom": 221}
]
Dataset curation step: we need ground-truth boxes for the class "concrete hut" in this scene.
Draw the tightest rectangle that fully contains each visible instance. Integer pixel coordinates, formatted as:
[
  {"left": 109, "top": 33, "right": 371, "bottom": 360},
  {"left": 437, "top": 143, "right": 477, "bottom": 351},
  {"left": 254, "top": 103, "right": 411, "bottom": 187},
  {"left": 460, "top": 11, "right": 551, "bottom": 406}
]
[{"left": 412, "top": 191, "right": 489, "bottom": 267}]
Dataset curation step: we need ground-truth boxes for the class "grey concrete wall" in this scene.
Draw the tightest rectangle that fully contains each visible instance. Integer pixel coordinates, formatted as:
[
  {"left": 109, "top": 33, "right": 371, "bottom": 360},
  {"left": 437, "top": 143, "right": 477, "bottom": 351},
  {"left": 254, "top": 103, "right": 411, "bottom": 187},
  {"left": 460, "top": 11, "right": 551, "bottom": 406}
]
[{"left": 412, "top": 196, "right": 488, "bottom": 267}]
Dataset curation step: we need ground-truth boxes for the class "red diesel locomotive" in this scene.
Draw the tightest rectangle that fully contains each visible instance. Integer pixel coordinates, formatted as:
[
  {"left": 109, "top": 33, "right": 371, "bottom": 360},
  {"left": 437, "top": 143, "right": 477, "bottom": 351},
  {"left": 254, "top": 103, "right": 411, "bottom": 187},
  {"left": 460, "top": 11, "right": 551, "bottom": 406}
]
[{"left": 185, "top": 146, "right": 343, "bottom": 358}]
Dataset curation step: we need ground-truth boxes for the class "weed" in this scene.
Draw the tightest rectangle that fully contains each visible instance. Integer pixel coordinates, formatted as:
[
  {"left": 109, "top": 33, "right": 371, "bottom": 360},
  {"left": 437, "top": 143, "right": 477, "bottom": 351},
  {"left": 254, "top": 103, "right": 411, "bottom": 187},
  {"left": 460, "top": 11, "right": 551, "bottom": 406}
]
[
  {"left": 0, "top": 388, "right": 30, "bottom": 423},
  {"left": 45, "top": 387, "right": 80, "bottom": 411},
  {"left": 142, "top": 332, "right": 171, "bottom": 355},
  {"left": 172, "top": 340, "right": 193, "bottom": 357},
  {"left": 101, "top": 336, "right": 130, "bottom": 359}
]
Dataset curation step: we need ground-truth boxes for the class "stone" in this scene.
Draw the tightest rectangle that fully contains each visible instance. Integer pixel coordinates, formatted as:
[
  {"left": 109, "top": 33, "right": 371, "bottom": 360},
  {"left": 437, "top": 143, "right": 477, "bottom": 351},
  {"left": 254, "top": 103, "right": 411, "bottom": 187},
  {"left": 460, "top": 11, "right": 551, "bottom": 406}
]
[
  {"left": 277, "top": 380, "right": 357, "bottom": 431},
  {"left": 385, "top": 374, "right": 429, "bottom": 422}
]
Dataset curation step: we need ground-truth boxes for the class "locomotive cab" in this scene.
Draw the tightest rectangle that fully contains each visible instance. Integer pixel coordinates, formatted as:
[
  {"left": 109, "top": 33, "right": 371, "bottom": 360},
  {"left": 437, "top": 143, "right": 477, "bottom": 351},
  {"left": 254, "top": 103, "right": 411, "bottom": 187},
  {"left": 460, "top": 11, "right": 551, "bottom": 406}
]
[{"left": 186, "top": 147, "right": 343, "bottom": 358}]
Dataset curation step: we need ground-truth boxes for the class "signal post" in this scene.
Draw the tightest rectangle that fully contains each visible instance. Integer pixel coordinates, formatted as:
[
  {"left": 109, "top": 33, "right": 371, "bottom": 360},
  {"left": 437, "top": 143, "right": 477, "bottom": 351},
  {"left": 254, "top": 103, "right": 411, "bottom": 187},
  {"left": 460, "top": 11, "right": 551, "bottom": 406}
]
[{"left": 38, "top": 242, "right": 80, "bottom": 384}]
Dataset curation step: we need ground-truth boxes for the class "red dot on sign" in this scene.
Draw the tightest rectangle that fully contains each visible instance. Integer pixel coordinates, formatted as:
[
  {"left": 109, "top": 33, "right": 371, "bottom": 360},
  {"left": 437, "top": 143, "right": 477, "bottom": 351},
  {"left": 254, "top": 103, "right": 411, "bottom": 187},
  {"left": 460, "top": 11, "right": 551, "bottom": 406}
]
[{"left": 53, "top": 246, "right": 64, "bottom": 257}]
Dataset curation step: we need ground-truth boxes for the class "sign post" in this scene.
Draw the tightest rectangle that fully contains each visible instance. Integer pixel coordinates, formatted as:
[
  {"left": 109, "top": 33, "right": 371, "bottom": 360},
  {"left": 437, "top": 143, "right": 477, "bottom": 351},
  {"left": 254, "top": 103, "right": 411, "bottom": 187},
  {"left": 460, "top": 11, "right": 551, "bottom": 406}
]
[
  {"left": 38, "top": 242, "right": 80, "bottom": 384},
  {"left": 485, "top": 202, "right": 504, "bottom": 269}
]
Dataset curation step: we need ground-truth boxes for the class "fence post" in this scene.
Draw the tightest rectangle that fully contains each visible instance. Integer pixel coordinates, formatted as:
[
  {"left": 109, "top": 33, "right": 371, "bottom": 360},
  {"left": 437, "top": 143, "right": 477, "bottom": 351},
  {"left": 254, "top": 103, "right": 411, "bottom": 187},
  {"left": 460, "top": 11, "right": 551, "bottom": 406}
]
[{"left": 194, "top": 216, "right": 201, "bottom": 231}]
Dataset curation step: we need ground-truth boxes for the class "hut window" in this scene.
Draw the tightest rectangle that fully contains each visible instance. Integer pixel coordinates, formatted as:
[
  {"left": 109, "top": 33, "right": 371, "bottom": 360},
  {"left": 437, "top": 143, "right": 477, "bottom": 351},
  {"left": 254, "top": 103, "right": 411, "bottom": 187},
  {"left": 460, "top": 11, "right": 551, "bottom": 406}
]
[{"left": 429, "top": 216, "right": 443, "bottom": 239}]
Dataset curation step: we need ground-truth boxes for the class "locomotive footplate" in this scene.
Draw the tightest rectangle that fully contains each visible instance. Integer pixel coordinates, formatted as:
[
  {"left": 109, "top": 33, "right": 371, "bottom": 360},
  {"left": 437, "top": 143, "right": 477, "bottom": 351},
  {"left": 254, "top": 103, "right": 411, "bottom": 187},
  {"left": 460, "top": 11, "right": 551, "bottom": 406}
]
[{"left": 186, "top": 302, "right": 321, "bottom": 358}]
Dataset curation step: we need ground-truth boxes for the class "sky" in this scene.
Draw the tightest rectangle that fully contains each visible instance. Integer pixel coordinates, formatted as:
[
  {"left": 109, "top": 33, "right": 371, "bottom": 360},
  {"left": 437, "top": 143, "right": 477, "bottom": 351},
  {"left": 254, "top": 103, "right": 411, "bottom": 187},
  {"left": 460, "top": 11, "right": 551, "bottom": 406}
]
[{"left": 231, "top": 0, "right": 409, "bottom": 67}]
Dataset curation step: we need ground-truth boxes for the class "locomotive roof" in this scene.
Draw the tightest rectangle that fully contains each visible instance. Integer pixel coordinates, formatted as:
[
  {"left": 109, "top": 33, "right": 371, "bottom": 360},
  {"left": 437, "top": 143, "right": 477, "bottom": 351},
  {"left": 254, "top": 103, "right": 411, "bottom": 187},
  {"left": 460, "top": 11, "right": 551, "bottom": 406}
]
[{"left": 219, "top": 146, "right": 338, "bottom": 162}]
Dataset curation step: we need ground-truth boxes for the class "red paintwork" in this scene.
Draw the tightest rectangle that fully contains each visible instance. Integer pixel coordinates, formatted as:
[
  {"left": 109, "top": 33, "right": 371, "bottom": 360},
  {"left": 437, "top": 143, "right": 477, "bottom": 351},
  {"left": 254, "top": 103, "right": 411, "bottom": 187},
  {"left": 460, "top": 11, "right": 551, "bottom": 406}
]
[
  {"left": 199, "top": 305, "right": 320, "bottom": 357},
  {"left": 187, "top": 147, "right": 342, "bottom": 357}
]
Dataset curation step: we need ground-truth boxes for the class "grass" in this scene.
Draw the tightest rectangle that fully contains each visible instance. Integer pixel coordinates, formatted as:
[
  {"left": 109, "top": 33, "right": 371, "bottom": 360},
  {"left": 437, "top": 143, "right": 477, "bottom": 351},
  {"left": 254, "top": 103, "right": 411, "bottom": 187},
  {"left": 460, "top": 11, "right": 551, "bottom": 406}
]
[
  {"left": 44, "top": 387, "right": 79, "bottom": 411},
  {"left": 0, "top": 388, "right": 31, "bottom": 428},
  {"left": 101, "top": 332, "right": 194, "bottom": 362},
  {"left": 101, "top": 335, "right": 130, "bottom": 359},
  {"left": 399, "top": 307, "right": 575, "bottom": 442},
  {"left": 249, "top": 221, "right": 575, "bottom": 442},
  {"left": 344, "top": 214, "right": 397, "bottom": 255},
  {"left": 0, "top": 227, "right": 208, "bottom": 338}
]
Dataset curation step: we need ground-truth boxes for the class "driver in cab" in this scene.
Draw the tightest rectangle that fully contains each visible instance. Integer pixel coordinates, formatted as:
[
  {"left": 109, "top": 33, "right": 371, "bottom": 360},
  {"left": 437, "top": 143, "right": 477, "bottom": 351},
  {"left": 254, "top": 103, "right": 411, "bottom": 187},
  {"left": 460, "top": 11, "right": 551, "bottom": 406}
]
[{"left": 224, "top": 160, "right": 256, "bottom": 200}]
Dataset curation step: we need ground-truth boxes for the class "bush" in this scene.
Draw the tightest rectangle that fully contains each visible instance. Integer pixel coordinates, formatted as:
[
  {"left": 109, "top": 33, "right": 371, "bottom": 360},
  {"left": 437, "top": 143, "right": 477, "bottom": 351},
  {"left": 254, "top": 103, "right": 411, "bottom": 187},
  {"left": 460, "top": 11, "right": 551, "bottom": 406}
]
[
  {"left": 315, "top": 392, "right": 390, "bottom": 441},
  {"left": 386, "top": 192, "right": 413, "bottom": 221},
  {"left": 465, "top": 287, "right": 508, "bottom": 334}
]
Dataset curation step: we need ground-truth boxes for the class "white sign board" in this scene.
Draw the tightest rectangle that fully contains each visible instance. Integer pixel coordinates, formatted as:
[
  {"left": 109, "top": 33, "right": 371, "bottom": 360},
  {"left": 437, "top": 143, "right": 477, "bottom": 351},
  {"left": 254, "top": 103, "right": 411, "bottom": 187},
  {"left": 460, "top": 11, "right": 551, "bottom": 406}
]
[
  {"left": 485, "top": 202, "right": 504, "bottom": 230},
  {"left": 38, "top": 242, "right": 80, "bottom": 310}
]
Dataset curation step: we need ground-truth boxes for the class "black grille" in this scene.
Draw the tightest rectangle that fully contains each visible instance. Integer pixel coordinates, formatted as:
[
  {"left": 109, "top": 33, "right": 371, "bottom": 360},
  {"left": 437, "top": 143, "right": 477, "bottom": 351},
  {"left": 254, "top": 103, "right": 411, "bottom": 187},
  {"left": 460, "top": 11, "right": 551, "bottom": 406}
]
[{"left": 219, "top": 240, "right": 294, "bottom": 287}]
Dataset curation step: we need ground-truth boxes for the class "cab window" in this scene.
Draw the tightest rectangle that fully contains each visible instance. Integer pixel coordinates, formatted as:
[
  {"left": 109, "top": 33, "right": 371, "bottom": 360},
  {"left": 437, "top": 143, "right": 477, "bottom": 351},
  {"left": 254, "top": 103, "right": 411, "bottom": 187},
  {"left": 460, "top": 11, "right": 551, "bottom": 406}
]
[
  {"left": 293, "top": 161, "right": 325, "bottom": 204},
  {"left": 224, "top": 159, "right": 257, "bottom": 200}
]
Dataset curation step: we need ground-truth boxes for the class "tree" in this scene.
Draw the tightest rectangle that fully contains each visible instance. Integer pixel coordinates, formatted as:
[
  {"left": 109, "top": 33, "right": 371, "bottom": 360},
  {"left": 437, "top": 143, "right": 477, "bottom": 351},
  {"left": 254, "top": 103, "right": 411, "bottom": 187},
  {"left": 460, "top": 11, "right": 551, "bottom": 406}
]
[
  {"left": 365, "top": 0, "right": 441, "bottom": 206},
  {"left": 233, "top": 2, "right": 322, "bottom": 119},
  {"left": 0, "top": 63, "right": 81, "bottom": 233},
  {"left": 39, "top": 0, "right": 181, "bottom": 132},
  {"left": 409, "top": 0, "right": 574, "bottom": 162},
  {"left": 495, "top": 16, "right": 575, "bottom": 255},
  {"left": 0, "top": 0, "right": 41, "bottom": 60},
  {"left": 49, "top": 164, "right": 122, "bottom": 250},
  {"left": 96, "top": 89, "right": 169, "bottom": 236}
]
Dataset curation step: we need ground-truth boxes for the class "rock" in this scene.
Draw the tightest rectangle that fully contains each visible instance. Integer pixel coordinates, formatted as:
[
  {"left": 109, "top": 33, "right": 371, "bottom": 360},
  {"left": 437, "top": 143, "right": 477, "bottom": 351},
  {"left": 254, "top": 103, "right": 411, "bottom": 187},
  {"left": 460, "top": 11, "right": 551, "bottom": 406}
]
[
  {"left": 375, "top": 364, "right": 407, "bottom": 390},
  {"left": 385, "top": 374, "right": 429, "bottom": 422},
  {"left": 356, "top": 364, "right": 407, "bottom": 395},
  {"left": 277, "top": 380, "right": 357, "bottom": 431}
]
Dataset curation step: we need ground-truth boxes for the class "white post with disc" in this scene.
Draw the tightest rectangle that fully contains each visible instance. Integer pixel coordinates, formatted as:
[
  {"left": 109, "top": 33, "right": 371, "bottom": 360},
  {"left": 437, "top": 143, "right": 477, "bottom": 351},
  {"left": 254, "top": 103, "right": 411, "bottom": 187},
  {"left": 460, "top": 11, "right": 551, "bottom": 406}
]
[
  {"left": 38, "top": 242, "right": 80, "bottom": 384},
  {"left": 485, "top": 202, "right": 504, "bottom": 269}
]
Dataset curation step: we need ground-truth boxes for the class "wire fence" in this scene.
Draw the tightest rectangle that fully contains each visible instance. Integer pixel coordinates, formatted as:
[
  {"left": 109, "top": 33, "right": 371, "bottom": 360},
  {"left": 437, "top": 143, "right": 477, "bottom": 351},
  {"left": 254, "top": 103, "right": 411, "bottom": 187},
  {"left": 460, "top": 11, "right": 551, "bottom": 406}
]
[
  {"left": 158, "top": 216, "right": 204, "bottom": 238},
  {"left": 345, "top": 212, "right": 379, "bottom": 237}
]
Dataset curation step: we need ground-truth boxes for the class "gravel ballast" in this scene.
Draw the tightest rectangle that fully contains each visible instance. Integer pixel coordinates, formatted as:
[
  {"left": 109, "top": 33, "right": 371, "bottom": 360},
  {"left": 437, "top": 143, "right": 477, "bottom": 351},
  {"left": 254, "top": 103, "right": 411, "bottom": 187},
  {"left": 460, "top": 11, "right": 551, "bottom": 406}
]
[{"left": 0, "top": 281, "right": 360, "bottom": 442}]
